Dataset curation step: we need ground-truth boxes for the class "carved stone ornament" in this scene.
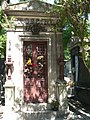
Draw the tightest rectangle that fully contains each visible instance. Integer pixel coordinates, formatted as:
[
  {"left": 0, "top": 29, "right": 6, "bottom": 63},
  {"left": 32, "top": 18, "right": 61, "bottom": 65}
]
[
  {"left": 31, "top": 23, "right": 41, "bottom": 35},
  {"left": 5, "top": 55, "right": 14, "bottom": 80},
  {"left": 1, "top": 0, "right": 8, "bottom": 10}
]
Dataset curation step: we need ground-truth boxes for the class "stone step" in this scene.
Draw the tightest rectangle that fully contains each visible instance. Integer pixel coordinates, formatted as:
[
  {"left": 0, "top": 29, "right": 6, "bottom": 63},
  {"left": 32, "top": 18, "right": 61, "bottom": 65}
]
[
  {"left": 2, "top": 110, "right": 64, "bottom": 120},
  {"left": 19, "top": 110, "right": 61, "bottom": 120},
  {"left": 0, "top": 105, "right": 69, "bottom": 120}
]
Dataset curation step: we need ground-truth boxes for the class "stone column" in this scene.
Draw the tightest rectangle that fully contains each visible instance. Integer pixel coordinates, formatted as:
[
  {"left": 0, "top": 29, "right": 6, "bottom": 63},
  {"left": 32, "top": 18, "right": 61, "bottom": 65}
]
[
  {"left": 56, "top": 33, "right": 68, "bottom": 114},
  {"left": 4, "top": 31, "right": 15, "bottom": 107},
  {"left": 4, "top": 82, "right": 15, "bottom": 106},
  {"left": 57, "top": 81, "right": 68, "bottom": 114},
  {"left": 56, "top": 32, "right": 64, "bottom": 81}
]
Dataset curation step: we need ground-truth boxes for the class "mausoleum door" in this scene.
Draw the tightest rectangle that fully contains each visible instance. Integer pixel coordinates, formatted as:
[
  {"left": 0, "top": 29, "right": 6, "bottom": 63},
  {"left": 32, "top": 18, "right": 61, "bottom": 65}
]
[{"left": 23, "top": 41, "right": 48, "bottom": 103}]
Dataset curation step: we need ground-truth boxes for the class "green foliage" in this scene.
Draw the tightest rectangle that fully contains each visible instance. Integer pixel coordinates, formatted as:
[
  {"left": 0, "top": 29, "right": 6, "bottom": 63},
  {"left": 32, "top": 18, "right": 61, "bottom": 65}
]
[
  {"left": 0, "top": 7, "right": 6, "bottom": 58},
  {"left": 53, "top": 0, "right": 90, "bottom": 68},
  {"left": 63, "top": 24, "right": 72, "bottom": 60},
  {"left": 51, "top": 99, "right": 59, "bottom": 111},
  {"left": 54, "top": 0, "right": 90, "bottom": 38},
  {"left": 63, "top": 25, "right": 72, "bottom": 49},
  {"left": 64, "top": 48, "right": 70, "bottom": 60},
  {"left": 0, "top": 8, "right": 6, "bottom": 24},
  {"left": 86, "top": 19, "right": 90, "bottom": 37}
]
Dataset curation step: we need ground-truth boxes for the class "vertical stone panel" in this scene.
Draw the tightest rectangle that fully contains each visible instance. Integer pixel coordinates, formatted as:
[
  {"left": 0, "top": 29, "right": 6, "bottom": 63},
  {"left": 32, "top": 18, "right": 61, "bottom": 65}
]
[
  {"left": 48, "top": 33, "right": 57, "bottom": 102},
  {"left": 56, "top": 33, "right": 64, "bottom": 81}
]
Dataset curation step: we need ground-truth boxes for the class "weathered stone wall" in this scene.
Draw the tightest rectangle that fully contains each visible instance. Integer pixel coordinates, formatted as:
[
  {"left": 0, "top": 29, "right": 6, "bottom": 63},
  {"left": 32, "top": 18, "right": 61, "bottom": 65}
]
[{"left": 5, "top": 31, "right": 62, "bottom": 108}]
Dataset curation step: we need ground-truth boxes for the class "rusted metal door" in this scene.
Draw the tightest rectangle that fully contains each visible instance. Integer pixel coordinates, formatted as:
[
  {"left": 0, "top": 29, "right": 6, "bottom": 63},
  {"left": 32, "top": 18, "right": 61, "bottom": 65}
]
[{"left": 23, "top": 41, "right": 48, "bottom": 103}]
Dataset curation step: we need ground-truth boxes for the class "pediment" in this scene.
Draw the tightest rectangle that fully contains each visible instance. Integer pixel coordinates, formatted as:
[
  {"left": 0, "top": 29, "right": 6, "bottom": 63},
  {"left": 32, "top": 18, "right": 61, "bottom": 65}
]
[
  {"left": 3, "top": 0, "right": 59, "bottom": 20},
  {"left": 3, "top": 0, "right": 59, "bottom": 32},
  {"left": 3, "top": 0, "right": 52, "bottom": 12}
]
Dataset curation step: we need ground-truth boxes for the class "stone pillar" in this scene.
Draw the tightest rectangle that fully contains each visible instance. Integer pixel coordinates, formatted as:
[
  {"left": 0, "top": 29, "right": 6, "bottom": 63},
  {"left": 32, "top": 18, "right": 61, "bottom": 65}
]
[
  {"left": 3, "top": 80, "right": 15, "bottom": 120},
  {"left": 4, "top": 81, "right": 15, "bottom": 106},
  {"left": 57, "top": 81, "right": 68, "bottom": 114},
  {"left": 4, "top": 31, "right": 15, "bottom": 107},
  {"left": 56, "top": 33, "right": 64, "bottom": 81},
  {"left": 56, "top": 33, "right": 68, "bottom": 114}
]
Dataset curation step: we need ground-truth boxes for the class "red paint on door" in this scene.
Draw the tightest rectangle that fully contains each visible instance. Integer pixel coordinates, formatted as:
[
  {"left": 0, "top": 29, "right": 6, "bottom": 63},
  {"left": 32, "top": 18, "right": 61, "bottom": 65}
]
[{"left": 23, "top": 41, "right": 48, "bottom": 103}]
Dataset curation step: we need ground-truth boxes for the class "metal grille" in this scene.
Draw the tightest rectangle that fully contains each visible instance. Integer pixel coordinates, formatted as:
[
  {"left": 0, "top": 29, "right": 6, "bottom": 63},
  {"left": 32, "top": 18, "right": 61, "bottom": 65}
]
[{"left": 23, "top": 41, "right": 48, "bottom": 103}]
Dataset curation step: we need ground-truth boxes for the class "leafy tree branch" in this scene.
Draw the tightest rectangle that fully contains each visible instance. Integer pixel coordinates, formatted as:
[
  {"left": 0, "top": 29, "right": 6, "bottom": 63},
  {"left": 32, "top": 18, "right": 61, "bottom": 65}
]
[{"left": 53, "top": 0, "right": 90, "bottom": 69}]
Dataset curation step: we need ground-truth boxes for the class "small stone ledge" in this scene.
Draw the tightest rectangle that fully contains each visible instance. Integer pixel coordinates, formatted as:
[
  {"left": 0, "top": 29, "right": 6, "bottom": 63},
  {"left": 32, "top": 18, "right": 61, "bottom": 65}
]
[{"left": 3, "top": 81, "right": 15, "bottom": 88}]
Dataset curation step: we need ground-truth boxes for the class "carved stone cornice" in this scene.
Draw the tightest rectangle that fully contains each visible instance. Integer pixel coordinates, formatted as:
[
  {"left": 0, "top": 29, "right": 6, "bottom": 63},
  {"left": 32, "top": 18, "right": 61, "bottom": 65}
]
[
  {"left": 4, "top": 10, "right": 59, "bottom": 20},
  {"left": 3, "top": 0, "right": 60, "bottom": 32}
]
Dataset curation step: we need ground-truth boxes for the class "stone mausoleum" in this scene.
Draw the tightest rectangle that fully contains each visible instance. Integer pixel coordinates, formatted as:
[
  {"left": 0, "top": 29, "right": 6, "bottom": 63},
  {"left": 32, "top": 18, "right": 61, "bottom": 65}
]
[{"left": 2, "top": 0, "right": 66, "bottom": 113}]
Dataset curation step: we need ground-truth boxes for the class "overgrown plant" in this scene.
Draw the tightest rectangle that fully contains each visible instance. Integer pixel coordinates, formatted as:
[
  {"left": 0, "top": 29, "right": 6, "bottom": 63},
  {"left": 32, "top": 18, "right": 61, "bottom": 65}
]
[
  {"left": 0, "top": 2, "right": 15, "bottom": 58},
  {"left": 0, "top": 7, "right": 6, "bottom": 58},
  {"left": 51, "top": 99, "right": 59, "bottom": 111}
]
